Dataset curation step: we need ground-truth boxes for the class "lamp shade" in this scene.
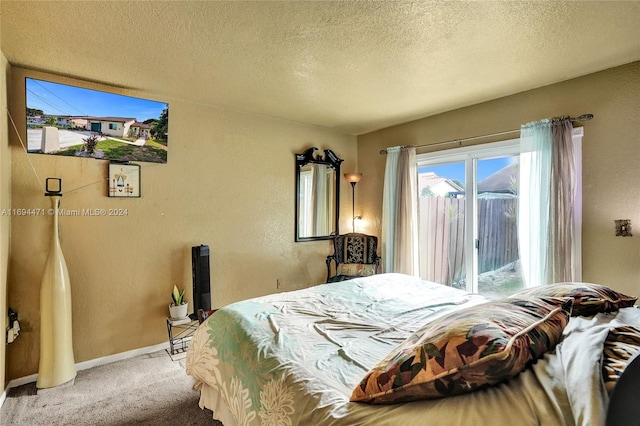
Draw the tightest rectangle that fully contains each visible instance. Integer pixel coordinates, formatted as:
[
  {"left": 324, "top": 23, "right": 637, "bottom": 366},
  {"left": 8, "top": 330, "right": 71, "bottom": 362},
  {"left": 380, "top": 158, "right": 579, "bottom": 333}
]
[{"left": 344, "top": 173, "right": 362, "bottom": 183}]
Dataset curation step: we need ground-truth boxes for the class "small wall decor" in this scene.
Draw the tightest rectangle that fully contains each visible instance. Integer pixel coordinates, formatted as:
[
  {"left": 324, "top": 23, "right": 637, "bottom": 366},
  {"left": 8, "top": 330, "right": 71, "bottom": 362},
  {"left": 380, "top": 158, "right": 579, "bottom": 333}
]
[
  {"left": 108, "top": 162, "right": 141, "bottom": 197},
  {"left": 614, "top": 219, "right": 632, "bottom": 237}
]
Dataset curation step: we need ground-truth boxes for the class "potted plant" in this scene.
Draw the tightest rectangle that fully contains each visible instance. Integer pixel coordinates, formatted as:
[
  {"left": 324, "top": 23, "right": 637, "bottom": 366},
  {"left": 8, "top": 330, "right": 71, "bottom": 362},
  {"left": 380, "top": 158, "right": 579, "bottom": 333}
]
[{"left": 169, "top": 285, "right": 188, "bottom": 319}]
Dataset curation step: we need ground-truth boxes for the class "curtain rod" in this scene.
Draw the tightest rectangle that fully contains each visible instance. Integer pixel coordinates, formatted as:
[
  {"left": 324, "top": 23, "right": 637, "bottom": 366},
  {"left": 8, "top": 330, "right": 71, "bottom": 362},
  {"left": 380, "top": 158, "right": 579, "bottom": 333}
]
[{"left": 379, "top": 114, "right": 594, "bottom": 155}]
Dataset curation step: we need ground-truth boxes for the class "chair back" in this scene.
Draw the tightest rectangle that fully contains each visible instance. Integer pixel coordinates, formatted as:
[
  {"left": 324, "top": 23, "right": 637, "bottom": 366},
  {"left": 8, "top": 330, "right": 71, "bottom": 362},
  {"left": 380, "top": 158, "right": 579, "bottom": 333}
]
[
  {"left": 333, "top": 233, "right": 379, "bottom": 264},
  {"left": 326, "top": 233, "right": 380, "bottom": 282}
]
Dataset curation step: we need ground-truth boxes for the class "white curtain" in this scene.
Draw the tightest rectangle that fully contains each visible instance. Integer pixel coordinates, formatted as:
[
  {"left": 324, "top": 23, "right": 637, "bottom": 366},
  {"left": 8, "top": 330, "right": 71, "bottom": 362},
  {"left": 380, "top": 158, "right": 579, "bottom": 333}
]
[
  {"left": 312, "top": 164, "right": 329, "bottom": 236},
  {"left": 519, "top": 120, "right": 552, "bottom": 287},
  {"left": 382, "top": 146, "right": 418, "bottom": 275},
  {"left": 519, "top": 118, "right": 580, "bottom": 287}
]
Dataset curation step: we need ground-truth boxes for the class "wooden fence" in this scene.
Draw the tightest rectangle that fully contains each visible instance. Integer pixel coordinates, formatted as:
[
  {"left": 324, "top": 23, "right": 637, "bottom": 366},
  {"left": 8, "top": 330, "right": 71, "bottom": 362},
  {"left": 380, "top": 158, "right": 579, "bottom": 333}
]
[{"left": 418, "top": 196, "right": 519, "bottom": 286}]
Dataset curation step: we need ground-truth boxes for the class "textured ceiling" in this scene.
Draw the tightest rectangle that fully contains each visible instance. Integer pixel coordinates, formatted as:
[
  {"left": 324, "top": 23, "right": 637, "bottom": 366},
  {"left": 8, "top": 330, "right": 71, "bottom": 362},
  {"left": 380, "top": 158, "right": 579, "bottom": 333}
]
[{"left": 2, "top": 1, "right": 639, "bottom": 135}]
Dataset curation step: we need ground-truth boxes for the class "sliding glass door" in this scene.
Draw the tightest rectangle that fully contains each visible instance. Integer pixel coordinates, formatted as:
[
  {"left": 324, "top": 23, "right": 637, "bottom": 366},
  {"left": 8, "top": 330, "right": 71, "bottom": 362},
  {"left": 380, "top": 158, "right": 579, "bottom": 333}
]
[
  {"left": 417, "top": 141, "right": 524, "bottom": 297},
  {"left": 417, "top": 161, "right": 467, "bottom": 290},
  {"left": 475, "top": 156, "right": 523, "bottom": 298}
]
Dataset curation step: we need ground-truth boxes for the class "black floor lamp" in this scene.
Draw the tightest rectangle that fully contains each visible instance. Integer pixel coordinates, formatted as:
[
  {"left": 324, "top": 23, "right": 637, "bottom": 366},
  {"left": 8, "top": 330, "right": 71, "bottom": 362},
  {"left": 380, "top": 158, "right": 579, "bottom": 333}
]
[{"left": 344, "top": 173, "right": 362, "bottom": 233}]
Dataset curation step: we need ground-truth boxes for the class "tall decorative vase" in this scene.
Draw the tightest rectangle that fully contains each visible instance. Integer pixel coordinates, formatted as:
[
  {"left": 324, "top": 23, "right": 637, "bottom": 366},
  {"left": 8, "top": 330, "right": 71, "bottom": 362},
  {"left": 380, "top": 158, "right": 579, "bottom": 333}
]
[{"left": 37, "top": 195, "right": 76, "bottom": 388}]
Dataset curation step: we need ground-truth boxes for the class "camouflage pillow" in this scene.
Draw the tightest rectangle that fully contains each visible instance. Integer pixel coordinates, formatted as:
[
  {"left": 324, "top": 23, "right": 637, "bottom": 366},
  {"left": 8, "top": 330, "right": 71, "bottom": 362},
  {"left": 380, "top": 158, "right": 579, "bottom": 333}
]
[
  {"left": 509, "top": 283, "right": 636, "bottom": 317},
  {"left": 350, "top": 297, "right": 572, "bottom": 404},
  {"left": 602, "top": 325, "right": 640, "bottom": 395}
]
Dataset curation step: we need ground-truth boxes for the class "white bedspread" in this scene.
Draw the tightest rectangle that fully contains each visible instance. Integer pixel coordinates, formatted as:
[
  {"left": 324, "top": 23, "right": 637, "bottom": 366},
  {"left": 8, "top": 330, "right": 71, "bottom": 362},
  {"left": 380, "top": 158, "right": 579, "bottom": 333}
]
[{"left": 186, "top": 273, "right": 640, "bottom": 426}]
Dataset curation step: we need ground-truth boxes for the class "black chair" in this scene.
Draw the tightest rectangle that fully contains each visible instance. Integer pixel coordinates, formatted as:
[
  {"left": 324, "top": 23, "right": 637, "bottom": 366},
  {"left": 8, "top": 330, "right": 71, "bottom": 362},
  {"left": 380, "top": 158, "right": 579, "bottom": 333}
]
[{"left": 326, "top": 233, "right": 381, "bottom": 282}]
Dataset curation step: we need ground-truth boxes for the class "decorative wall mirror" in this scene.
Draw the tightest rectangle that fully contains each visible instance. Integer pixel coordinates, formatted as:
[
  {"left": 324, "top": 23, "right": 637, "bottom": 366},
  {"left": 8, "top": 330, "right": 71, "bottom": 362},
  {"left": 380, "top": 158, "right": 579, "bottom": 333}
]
[{"left": 295, "top": 147, "right": 343, "bottom": 242}]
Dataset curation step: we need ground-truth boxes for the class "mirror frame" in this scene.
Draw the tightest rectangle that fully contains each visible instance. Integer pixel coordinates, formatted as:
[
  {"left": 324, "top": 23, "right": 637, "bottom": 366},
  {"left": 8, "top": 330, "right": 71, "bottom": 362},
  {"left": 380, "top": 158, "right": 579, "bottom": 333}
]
[{"left": 295, "top": 147, "right": 343, "bottom": 242}]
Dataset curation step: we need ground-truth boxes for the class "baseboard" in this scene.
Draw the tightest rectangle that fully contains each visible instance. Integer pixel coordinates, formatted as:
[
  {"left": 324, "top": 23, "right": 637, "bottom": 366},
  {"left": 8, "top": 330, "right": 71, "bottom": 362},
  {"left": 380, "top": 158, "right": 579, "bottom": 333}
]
[
  {"left": 74, "top": 342, "right": 169, "bottom": 372},
  {"left": 4, "top": 341, "right": 170, "bottom": 391}
]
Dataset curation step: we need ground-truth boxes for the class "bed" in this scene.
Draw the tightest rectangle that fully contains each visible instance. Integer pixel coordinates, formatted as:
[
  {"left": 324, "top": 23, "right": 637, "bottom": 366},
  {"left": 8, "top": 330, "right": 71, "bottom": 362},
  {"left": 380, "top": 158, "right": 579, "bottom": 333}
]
[{"left": 185, "top": 273, "right": 640, "bottom": 426}]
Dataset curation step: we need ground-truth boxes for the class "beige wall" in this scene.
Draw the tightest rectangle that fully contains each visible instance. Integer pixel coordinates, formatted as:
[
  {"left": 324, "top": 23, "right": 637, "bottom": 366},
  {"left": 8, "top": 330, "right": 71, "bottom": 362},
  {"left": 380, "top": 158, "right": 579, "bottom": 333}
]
[
  {"left": 1, "top": 52, "right": 10, "bottom": 388},
  {"left": 5, "top": 61, "right": 639, "bottom": 384},
  {"left": 358, "top": 61, "right": 640, "bottom": 299},
  {"left": 6, "top": 67, "right": 357, "bottom": 380}
]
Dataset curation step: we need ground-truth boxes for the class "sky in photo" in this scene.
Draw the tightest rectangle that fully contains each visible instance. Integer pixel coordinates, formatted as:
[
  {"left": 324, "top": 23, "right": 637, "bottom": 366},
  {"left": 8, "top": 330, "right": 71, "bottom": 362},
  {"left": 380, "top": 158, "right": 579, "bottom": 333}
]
[{"left": 26, "top": 78, "right": 167, "bottom": 121}]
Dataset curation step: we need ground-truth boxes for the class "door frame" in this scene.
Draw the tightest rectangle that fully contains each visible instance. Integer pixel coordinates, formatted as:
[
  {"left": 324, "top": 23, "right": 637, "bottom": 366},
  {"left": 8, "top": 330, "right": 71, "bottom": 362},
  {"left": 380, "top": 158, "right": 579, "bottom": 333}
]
[{"left": 416, "top": 139, "right": 521, "bottom": 293}]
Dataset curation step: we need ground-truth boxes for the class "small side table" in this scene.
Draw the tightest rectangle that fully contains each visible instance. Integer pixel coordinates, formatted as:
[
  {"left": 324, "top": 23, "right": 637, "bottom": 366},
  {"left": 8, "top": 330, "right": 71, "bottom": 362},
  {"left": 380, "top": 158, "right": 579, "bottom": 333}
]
[{"left": 166, "top": 317, "right": 199, "bottom": 355}]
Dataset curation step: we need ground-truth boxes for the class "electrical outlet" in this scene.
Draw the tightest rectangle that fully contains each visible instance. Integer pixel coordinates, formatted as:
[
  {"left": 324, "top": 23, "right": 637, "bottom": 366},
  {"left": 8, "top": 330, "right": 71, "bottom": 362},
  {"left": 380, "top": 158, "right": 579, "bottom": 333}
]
[
  {"left": 6, "top": 307, "right": 20, "bottom": 343},
  {"left": 277, "top": 278, "right": 283, "bottom": 289},
  {"left": 7, "top": 324, "right": 19, "bottom": 343}
]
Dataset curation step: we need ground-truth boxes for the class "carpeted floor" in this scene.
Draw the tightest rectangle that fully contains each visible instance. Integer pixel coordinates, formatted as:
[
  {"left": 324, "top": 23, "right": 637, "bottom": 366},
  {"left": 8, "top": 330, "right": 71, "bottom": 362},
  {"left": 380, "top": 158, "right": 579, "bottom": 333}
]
[{"left": 0, "top": 350, "right": 223, "bottom": 425}]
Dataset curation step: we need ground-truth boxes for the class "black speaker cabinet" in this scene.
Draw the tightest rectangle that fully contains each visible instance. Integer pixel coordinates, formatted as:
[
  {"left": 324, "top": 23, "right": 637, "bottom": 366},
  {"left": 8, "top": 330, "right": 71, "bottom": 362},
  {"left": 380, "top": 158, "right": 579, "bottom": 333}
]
[{"left": 192, "top": 245, "right": 211, "bottom": 313}]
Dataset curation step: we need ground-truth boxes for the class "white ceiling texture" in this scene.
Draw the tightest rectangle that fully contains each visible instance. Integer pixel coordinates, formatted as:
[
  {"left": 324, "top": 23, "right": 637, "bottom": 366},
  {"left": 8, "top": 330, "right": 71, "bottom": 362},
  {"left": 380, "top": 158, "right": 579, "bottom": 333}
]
[{"left": 2, "top": 1, "right": 639, "bottom": 135}]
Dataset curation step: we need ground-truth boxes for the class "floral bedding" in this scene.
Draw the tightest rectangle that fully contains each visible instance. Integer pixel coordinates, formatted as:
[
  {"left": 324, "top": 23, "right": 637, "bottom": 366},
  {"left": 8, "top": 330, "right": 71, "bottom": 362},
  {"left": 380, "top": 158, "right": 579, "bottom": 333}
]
[{"left": 185, "top": 273, "right": 640, "bottom": 426}]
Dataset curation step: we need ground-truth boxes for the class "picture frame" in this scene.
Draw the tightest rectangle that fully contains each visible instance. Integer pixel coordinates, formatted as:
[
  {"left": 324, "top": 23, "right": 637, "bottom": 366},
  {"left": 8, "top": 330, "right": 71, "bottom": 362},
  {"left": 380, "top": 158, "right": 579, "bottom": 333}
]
[
  {"left": 108, "top": 162, "right": 141, "bottom": 197},
  {"left": 26, "top": 77, "right": 169, "bottom": 164}
]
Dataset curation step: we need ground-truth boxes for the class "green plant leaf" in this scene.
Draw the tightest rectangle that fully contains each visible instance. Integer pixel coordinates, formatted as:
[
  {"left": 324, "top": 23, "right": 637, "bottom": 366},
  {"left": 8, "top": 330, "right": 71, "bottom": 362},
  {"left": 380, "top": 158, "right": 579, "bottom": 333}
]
[{"left": 171, "top": 285, "right": 185, "bottom": 305}]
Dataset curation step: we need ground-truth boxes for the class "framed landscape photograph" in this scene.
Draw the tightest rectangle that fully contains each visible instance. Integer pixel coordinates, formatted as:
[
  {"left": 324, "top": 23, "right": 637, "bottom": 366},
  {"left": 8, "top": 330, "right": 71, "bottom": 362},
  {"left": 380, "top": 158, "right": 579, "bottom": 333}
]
[
  {"left": 26, "top": 77, "right": 168, "bottom": 164},
  {"left": 108, "top": 163, "right": 141, "bottom": 198}
]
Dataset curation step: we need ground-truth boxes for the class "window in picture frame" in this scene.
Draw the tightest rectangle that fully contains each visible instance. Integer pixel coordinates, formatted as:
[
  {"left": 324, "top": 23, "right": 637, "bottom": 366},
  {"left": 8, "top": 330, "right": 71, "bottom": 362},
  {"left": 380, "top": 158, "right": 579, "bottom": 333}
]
[{"left": 108, "top": 162, "right": 141, "bottom": 197}]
